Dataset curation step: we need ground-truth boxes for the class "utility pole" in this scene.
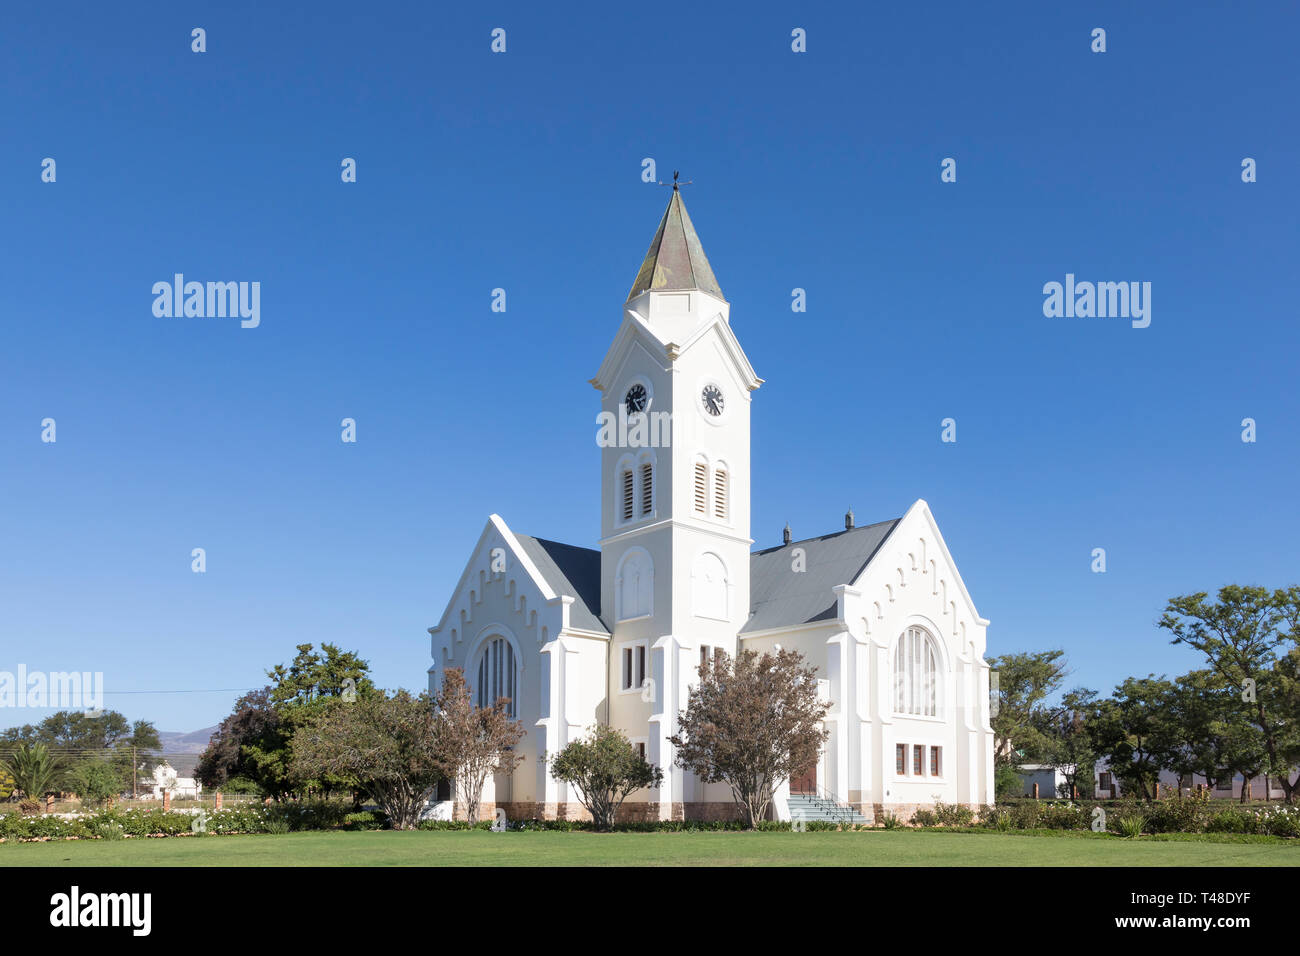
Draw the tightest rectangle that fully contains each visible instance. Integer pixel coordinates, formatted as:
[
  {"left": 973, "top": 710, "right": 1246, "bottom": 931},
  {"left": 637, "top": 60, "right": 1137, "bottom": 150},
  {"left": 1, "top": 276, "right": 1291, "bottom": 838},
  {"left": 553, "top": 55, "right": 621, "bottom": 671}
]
[{"left": 132, "top": 746, "right": 137, "bottom": 799}]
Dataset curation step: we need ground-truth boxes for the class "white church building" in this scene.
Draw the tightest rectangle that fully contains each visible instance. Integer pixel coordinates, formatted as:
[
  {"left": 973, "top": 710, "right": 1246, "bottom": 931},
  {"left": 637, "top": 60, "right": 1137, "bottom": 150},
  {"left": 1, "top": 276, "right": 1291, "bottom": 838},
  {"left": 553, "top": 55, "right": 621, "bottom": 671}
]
[{"left": 427, "top": 186, "right": 996, "bottom": 822}]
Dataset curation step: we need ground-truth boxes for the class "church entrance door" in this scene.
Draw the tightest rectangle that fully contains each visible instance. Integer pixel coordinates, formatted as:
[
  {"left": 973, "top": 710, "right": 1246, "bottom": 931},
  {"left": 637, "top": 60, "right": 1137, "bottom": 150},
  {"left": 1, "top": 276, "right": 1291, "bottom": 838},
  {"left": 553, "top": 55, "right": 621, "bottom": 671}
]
[{"left": 790, "top": 762, "right": 816, "bottom": 794}]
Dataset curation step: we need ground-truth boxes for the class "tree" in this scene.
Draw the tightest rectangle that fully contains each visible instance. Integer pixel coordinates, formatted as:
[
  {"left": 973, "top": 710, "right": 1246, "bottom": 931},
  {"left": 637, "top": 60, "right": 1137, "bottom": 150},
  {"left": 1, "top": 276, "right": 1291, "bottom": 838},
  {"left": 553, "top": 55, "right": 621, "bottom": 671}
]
[
  {"left": 291, "top": 689, "right": 444, "bottom": 830},
  {"left": 1044, "top": 687, "right": 1099, "bottom": 799},
  {"left": 1167, "top": 670, "right": 1265, "bottom": 799},
  {"left": 1, "top": 710, "right": 161, "bottom": 788},
  {"left": 0, "top": 742, "right": 61, "bottom": 812},
  {"left": 266, "top": 643, "right": 378, "bottom": 796},
  {"left": 550, "top": 725, "right": 662, "bottom": 830},
  {"left": 267, "top": 642, "right": 376, "bottom": 709},
  {"left": 196, "top": 688, "right": 291, "bottom": 798},
  {"left": 432, "top": 669, "right": 525, "bottom": 825},
  {"left": 987, "top": 650, "right": 1069, "bottom": 767},
  {"left": 1088, "top": 676, "right": 1181, "bottom": 801},
  {"left": 671, "top": 647, "right": 829, "bottom": 829},
  {"left": 1160, "top": 585, "right": 1300, "bottom": 803},
  {"left": 70, "top": 760, "right": 124, "bottom": 809},
  {"left": 197, "top": 644, "right": 377, "bottom": 799}
]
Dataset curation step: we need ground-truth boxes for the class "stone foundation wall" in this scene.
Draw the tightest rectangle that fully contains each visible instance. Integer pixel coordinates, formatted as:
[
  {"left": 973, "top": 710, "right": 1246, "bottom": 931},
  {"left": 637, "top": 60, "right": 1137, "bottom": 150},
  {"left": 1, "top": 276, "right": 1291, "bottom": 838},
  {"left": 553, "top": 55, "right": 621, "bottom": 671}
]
[
  {"left": 450, "top": 801, "right": 743, "bottom": 823},
  {"left": 448, "top": 799, "right": 978, "bottom": 825}
]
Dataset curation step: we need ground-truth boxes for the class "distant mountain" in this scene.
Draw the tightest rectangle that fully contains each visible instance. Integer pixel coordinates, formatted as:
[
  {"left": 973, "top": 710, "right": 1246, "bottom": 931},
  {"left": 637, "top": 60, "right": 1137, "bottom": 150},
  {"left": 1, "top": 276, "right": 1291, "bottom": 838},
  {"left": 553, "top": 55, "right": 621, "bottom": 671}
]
[{"left": 157, "top": 726, "right": 218, "bottom": 754}]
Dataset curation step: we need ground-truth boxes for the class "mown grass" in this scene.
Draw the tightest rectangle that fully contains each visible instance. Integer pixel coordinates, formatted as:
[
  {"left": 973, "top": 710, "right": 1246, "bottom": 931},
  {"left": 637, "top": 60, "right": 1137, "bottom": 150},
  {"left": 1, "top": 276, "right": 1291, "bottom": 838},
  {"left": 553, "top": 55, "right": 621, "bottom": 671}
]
[{"left": 3, "top": 827, "right": 1298, "bottom": 866}]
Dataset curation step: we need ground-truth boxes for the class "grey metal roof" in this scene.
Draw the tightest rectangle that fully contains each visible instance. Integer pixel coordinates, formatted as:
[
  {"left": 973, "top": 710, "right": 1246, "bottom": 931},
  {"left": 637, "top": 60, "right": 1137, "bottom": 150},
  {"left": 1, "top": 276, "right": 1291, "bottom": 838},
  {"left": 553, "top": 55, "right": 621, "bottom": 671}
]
[
  {"left": 516, "top": 517, "right": 900, "bottom": 638},
  {"left": 742, "top": 518, "right": 901, "bottom": 634},
  {"left": 626, "top": 188, "right": 724, "bottom": 302},
  {"left": 515, "top": 534, "right": 608, "bottom": 635}
]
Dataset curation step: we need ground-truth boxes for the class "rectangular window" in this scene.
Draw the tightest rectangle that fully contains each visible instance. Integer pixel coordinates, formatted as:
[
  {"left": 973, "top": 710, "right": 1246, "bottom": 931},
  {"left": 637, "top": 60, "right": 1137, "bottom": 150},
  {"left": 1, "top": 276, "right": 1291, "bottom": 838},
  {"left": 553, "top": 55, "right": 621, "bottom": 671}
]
[
  {"left": 930, "top": 746, "right": 942, "bottom": 777},
  {"left": 713, "top": 468, "right": 727, "bottom": 520},
  {"left": 1216, "top": 775, "right": 1233, "bottom": 791},
  {"left": 621, "top": 470, "right": 634, "bottom": 521},
  {"left": 640, "top": 463, "right": 653, "bottom": 515},
  {"left": 635, "top": 742, "right": 647, "bottom": 760},
  {"left": 622, "top": 643, "right": 646, "bottom": 692},
  {"left": 1099, "top": 772, "right": 1112, "bottom": 790},
  {"left": 700, "top": 645, "right": 710, "bottom": 669},
  {"left": 896, "top": 744, "right": 907, "bottom": 775},
  {"left": 913, "top": 745, "right": 924, "bottom": 776}
]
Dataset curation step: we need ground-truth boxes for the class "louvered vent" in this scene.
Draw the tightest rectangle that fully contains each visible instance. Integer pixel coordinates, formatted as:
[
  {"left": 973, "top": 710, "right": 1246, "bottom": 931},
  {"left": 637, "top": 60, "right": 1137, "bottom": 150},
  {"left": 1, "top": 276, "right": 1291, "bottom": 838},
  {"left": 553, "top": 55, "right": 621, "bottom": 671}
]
[
  {"left": 622, "top": 470, "right": 634, "bottom": 521},
  {"left": 694, "top": 463, "right": 708, "bottom": 513},
  {"left": 713, "top": 468, "right": 727, "bottom": 520},
  {"left": 640, "top": 463, "right": 653, "bottom": 515}
]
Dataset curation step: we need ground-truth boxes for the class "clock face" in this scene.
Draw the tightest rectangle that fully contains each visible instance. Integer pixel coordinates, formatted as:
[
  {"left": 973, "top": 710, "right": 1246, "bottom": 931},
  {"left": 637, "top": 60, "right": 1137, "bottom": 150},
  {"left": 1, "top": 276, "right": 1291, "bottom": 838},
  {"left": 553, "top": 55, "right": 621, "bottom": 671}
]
[
  {"left": 701, "top": 384, "right": 724, "bottom": 417},
  {"left": 625, "top": 383, "right": 648, "bottom": 414}
]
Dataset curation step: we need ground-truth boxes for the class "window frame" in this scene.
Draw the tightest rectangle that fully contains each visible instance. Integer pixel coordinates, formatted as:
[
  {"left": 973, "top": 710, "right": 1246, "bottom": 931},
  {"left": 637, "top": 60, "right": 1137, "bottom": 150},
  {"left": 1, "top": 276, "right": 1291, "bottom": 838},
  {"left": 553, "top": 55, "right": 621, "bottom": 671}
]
[
  {"left": 474, "top": 636, "right": 518, "bottom": 720},
  {"left": 618, "top": 640, "right": 650, "bottom": 695},
  {"left": 892, "top": 625, "right": 942, "bottom": 718}
]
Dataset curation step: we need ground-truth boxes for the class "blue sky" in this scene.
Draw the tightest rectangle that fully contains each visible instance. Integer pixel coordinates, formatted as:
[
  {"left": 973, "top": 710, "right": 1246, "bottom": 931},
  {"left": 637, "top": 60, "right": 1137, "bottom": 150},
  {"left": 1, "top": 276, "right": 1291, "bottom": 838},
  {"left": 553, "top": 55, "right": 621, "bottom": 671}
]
[{"left": 2, "top": 1, "right": 1296, "bottom": 733}]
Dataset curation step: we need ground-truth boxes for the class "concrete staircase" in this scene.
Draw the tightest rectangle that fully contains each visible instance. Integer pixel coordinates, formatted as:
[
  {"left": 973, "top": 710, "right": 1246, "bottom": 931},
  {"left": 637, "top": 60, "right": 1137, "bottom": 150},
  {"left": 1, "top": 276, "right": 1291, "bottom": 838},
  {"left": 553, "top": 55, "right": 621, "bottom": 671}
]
[{"left": 787, "top": 791, "right": 870, "bottom": 826}]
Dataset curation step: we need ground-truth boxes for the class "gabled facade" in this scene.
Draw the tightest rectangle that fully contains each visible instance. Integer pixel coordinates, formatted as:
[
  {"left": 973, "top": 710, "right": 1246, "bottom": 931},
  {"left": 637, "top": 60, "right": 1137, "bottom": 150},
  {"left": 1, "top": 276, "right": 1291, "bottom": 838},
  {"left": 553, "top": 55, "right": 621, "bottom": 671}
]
[{"left": 427, "top": 188, "right": 996, "bottom": 822}]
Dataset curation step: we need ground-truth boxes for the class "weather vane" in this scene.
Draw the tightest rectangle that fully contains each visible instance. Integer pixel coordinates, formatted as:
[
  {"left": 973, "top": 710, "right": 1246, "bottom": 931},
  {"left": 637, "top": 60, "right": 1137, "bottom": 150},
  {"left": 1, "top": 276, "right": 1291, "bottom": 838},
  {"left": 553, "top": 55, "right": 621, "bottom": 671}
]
[{"left": 656, "top": 170, "right": 692, "bottom": 191}]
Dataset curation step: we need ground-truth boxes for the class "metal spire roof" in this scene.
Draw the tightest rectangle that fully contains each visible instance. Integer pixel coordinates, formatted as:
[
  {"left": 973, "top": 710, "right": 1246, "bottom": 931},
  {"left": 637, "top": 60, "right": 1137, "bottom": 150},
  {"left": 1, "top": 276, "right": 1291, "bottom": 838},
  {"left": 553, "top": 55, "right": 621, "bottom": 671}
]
[{"left": 626, "top": 185, "right": 724, "bottom": 302}]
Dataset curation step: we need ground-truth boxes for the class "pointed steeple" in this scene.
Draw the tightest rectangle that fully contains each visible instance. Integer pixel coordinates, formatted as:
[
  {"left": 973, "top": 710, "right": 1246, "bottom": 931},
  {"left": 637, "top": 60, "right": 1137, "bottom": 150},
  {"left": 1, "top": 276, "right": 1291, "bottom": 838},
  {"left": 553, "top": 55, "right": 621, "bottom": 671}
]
[{"left": 627, "top": 186, "right": 724, "bottom": 302}]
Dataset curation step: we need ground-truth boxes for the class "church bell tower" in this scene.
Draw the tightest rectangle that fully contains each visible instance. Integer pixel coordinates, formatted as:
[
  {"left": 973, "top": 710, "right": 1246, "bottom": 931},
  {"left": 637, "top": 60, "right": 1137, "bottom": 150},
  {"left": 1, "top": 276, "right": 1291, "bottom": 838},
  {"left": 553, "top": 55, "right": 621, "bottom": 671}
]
[{"left": 590, "top": 184, "right": 763, "bottom": 803}]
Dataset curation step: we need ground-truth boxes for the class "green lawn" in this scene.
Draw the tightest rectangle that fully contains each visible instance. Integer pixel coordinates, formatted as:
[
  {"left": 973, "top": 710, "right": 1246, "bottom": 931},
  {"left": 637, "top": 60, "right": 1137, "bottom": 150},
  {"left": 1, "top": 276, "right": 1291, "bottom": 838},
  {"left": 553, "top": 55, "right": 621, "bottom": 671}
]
[{"left": 2, "top": 829, "right": 1298, "bottom": 866}]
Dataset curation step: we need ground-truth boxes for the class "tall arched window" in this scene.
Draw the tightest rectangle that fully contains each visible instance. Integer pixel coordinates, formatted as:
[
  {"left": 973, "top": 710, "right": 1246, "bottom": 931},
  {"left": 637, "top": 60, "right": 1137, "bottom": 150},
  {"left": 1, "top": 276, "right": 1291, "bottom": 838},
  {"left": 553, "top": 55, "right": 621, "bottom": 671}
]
[
  {"left": 476, "top": 637, "right": 517, "bottom": 718},
  {"left": 691, "top": 552, "right": 729, "bottom": 620},
  {"left": 893, "top": 626, "right": 939, "bottom": 717},
  {"left": 616, "top": 549, "right": 653, "bottom": 620}
]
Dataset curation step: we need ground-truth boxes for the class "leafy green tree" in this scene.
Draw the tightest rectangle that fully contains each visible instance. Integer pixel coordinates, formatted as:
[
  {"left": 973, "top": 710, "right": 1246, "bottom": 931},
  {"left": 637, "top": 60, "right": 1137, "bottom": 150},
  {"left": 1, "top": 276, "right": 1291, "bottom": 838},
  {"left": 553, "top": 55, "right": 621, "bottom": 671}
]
[
  {"left": 267, "top": 643, "right": 377, "bottom": 796},
  {"left": 993, "top": 763, "right": 1024, "bottom": 799},
  {"left": 432, "top": 668, "right": 525, "bottom": 825},
  {"left": 670, "top": 647, "right": 829, "bottom": 829},
  {"left": 1088, "top": 676, "right": 1181, "bottom": 801},
  {"left": 1, "top": 711, "right": 160, "bottom": 788},
  {"left": 198, "top": 644, "right": 377, "bottom": 799},
  {"left": 987, "top": 650, "right": 1068, "bottom": 767},
  {"left": 1044, "top": 688, "right": 1099, "bottom": 799},
  {"left": 70, "top": 760, "right": 124, "bottom": 809},
  {"left": 1167, "top": 669, "right": 1265, "bottom": 799},
  {"left": 195, "top": 688, "right": 290, "bottom": 797},
  {"left": 1160, "top": 585, "right": 1300, "bottom": 803},
  {"left": 291, "top": 689, "right": 444, "bottom": 830},
  {"left": 550, "top": 725, "right": 663, "bottom": 830}
]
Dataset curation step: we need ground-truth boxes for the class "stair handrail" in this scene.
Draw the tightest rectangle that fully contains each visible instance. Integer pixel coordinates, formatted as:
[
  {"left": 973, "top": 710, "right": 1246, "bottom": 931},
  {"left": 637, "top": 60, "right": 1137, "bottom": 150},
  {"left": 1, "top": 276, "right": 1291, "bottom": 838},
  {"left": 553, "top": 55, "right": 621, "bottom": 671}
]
[{"left": 790, "top": 781, "right": 863, "bottom": 822}]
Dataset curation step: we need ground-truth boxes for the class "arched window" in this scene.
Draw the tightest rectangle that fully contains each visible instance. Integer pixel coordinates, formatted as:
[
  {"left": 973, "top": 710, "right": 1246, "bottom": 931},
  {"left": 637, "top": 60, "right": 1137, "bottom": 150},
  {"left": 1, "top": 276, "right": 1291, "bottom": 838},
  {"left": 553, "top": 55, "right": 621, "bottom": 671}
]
[
  {"left": 616, "top": 549, "right": 653, "bottom": 620},
  {"left": 691, "top": 552, "right": 729, "bottom": 620},
  {"left": 476, "top": 637, "right": 517, "bottom": 718},
  {"left": 893, "top": 626, "right": 939, "bottom": 717}
]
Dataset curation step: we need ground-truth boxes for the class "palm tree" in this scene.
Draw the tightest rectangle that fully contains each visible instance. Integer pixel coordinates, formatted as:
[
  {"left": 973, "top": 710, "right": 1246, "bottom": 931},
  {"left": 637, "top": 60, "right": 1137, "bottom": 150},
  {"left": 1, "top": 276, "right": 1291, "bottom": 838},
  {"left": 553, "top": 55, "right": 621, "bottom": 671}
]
[{"left": 1, "top": 742, "right": 62, "bottom": 814}]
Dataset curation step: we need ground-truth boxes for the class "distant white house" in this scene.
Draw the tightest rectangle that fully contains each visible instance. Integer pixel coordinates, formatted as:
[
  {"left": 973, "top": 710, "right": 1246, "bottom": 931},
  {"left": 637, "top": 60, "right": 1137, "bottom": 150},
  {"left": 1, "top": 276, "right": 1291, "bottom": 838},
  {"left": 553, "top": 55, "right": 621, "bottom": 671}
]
[
  {"left": 1015, "top": 760, "right": 1293, "bottom": 801},
  {"left": 1093, "top": 760, "right": 1289, "bottom": 801},
  {"left": 149, "top": 763, "right": 201, "bottom": 800},
  {"left": 1015, "top": 764, "right": 1072, "bottom": 799}
]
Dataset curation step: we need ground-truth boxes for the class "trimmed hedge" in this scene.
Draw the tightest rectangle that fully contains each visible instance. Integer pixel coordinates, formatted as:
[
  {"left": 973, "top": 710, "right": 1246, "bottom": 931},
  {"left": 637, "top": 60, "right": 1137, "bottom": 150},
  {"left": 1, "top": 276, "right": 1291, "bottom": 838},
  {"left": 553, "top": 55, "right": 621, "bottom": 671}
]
[
  {"left": 973, "top": 798, "right": 1299, "bottom": 837},
  {"left": 5, "top": 795, "right": 1296, "bottom": 841},
  {"left": 0, "top": 799, "right": 389, "bottom": 842}
]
